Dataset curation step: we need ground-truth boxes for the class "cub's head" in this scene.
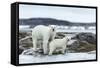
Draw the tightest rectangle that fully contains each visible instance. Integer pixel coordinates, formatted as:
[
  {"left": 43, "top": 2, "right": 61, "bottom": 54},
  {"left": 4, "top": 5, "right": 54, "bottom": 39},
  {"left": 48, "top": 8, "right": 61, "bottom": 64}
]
[{"left": 64, "top": 36, "right": 71, "bottom": 42}]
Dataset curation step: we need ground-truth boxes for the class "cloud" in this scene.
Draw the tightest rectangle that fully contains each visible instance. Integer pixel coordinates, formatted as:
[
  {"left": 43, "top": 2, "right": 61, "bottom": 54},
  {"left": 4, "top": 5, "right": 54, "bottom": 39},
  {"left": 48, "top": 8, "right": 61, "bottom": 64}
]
[{"left": 19, "top": 4, "right": 96, "bottom": 23}]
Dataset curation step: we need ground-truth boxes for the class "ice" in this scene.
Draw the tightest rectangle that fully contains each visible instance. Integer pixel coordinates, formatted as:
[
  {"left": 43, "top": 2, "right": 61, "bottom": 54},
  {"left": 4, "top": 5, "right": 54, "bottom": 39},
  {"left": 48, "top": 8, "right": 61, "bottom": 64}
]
[
  {"left": 19, "top": 25, "right": 96, "bottom": 34},
  {"left": 19, "top": 52, "right": 96, "bottom": 64},
  {"left": 19, "top": 25, "right": 30, "bottom": 29}
]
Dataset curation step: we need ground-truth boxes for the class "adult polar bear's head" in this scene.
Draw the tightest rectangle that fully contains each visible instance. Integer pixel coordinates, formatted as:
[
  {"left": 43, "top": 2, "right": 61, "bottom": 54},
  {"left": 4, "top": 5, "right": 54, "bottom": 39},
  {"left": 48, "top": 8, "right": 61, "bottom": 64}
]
[{"left": 48, "top": 25, "right": 56, "bottom": 41}]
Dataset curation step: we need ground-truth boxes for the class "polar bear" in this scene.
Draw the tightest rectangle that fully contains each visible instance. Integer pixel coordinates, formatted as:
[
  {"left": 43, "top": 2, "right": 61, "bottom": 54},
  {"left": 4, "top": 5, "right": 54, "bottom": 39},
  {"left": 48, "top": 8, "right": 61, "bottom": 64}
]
[
  {"left": 32, "top": 25, "right": 56, "bottom": 54},
  {"left": 49, "top": 36, "right": 69, "bottom": 55}
]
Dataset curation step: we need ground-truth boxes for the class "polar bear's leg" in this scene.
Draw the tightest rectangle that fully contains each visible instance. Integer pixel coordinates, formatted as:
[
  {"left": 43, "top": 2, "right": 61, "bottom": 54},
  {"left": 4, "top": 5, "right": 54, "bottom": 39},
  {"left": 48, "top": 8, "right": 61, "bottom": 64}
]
[
  {"left": 38, "top": 40, "right": 41, "bottom": 49},
  {"left": 33, "top": 39, "right": 37, "bottom": 51},
  {"left": 61, "top": 45, "right": 66, "bottom": 54},
  {"left": 43, "top": 40, "right": 48, "bottom": 54},
  {"left": 32, "top": 31, "right": 36, "bottom": 51},
  {"left": 49, "top": 47, "right": 55, "bottom": 55}
]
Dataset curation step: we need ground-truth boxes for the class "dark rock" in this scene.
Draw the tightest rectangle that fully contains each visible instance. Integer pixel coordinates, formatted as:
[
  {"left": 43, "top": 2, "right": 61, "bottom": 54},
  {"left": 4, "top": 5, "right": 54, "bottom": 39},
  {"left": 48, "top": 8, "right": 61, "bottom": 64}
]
[
  {"left": 19, "top": 48, "right": 24, "bottom": 55},
  {"left": 19, "top": 32, "right": 31, "bottom": 40},
  {"left": 67, "top": 40, "right": 96, "bottom": 52},
  {"left": 19, "top": 32, "right": 96, "bottom": 54},
  {"left": 72, "top": 33, "right": 96, "bottom": 44},
  {"left": 76, "top": 41, "right": 96, "bottom": 52},
  {"left": 55, "top": 33, "right": 65, "bottom": 39},
  {"left": 19, "top": 46, "right": 26, "bottom": 54}
]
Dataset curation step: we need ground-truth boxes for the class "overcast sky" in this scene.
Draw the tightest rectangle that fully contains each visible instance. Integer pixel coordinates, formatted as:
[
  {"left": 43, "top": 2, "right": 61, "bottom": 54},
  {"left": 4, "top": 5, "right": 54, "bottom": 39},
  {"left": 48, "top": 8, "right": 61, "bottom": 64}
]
[{"left": 19, "top": 4, "right": 96, "bottom": 23}]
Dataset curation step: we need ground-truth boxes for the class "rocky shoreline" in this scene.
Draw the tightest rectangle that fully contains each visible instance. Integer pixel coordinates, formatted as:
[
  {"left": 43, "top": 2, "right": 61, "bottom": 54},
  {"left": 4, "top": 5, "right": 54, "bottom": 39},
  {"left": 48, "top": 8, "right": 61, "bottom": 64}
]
[{"left": 19, "top": 32, "right": 96, "bottom": 55}]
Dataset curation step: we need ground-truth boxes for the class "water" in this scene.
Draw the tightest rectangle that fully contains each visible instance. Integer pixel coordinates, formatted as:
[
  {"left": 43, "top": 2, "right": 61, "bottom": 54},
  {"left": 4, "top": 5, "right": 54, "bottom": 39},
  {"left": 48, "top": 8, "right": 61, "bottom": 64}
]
[{"left": 19, "top": 26, "right": 96, "bottom": 34}]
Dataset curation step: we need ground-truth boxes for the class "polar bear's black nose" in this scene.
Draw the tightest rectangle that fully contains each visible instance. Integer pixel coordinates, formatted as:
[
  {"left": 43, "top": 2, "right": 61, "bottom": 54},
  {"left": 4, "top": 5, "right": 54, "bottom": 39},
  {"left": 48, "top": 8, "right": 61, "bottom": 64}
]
[{"left": 52, "top": 28, "right": 55, "bottom": 32}]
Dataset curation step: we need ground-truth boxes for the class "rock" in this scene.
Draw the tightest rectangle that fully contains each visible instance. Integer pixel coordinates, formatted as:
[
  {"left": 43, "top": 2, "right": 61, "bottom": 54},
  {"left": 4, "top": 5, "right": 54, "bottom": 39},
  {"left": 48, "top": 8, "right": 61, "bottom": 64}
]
[
  {"left": 19, "top": 32, "right": 31, "bottom": 40},
  {"left": 67, "top": 39, "right": 96, "bottom": 52},
  {"left": 19, "top": 32, "right": 96, "bottom": 54},
  {"left": 21, "top": 48, "right": 44, "bottom": 57},
  {"left": 55, "top": 33, "right": 65, "bottom": 39},
  {"left": 87, "top": 50, "right": 96, "bottom": 54},
  {"left": 72, "top": 33, "right": 96, "bottom": 44},
  {"left": 19, "top": 39, "right": 33, "bottom": 55},
  {"left": 21, "top": 48, "right": 34, "bottom": 55},
  {"left": 71, "top": 33, "right": 96, "bottom": 52},
  {"left": 67, "top": 40, "right": 80, "bottom": 50},
  {"left": 86, "top": 34, "right": 96, "bottom": 44},
  {"left": 19, "top": 48, "right": 24, "bottom": 55},
  {"left": 19, "top": 46, "right": 26, "bottom": 54},
  {"left": 76, "top": 41, "right": 96, "bottom": 52}
]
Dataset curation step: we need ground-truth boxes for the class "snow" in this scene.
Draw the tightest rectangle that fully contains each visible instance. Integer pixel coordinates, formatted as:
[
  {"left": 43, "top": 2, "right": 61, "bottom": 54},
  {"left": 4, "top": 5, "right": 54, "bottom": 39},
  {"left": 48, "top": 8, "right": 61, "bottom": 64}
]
[
  {"left": 19, "top": 52, "right": 96, "bottom": 64},
  {"left": 19, "top": 25, "right": 30, "bottom": 29}
]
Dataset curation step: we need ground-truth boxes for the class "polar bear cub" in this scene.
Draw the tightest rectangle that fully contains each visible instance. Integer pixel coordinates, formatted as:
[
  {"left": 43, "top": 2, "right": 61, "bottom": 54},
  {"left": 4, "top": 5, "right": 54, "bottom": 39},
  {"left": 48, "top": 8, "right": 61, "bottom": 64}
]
[{"left": 49, "top": 36, "right": 69, "bottom": 55}]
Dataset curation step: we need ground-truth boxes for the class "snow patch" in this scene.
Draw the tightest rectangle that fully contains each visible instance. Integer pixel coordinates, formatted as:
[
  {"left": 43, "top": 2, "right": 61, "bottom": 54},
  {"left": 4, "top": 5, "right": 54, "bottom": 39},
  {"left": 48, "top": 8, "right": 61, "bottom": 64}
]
[{"left": 19, "top": 52, "right": 96, "bottom": 64}]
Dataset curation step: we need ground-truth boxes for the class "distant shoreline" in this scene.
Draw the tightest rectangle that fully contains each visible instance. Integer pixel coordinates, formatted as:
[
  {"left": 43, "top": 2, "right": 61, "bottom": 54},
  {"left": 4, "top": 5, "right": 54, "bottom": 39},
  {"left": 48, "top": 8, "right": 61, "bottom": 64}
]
[{"left": 19, "top": 18, "right": 96, "bottom": 26}]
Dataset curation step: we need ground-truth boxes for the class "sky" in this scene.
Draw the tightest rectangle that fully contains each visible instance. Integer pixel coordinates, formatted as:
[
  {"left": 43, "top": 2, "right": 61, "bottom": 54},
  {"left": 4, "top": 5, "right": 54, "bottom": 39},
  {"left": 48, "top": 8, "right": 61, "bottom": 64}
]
[{"left": 19, "top": 4, "right": 96, "bottom": 23}]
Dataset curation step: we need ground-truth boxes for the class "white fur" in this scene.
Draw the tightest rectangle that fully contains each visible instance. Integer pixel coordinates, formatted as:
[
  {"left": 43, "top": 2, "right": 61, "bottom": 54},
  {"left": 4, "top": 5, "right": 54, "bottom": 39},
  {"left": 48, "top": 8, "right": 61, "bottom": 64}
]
[
  {"left": 49, "top": 36, "right": 69, "bottom": 55},
  {"left": 32, "top": 25, "right": 56, "bottom": 54}
]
